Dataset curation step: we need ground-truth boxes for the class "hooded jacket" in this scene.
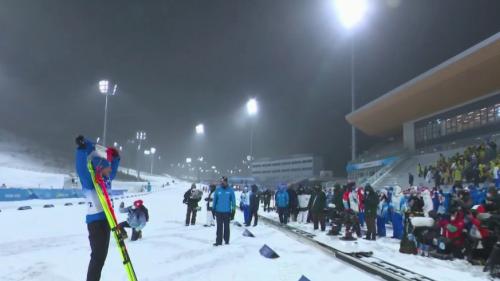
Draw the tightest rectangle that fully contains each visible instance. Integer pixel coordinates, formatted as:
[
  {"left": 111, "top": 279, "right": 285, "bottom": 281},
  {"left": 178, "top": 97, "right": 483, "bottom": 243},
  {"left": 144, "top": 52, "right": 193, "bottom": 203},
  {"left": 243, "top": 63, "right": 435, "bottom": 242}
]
[
  {"left": 275, "top": 185, "right": 289, "bottom": 208},
  {"left": 363, "top": 185, "right": 379, "bottom": 217},
  {"left": 120, "top": 204, "right": 149, "bottom": 230},
  {"left": 308, "top": 187, "right": 326, "bottom": 213}
]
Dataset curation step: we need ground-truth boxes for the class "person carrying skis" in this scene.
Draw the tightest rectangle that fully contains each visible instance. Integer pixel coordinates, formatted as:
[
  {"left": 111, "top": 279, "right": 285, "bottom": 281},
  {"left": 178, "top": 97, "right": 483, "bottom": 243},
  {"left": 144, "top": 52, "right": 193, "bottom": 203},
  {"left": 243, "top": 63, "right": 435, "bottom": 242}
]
[
  {"left": 75, "top": 135, "right": 120, "bottom": 281},
  {"left": 118, "top": 200, "right": 149, "bottom": 241},
  {"left": 213, "top": 176, "right": 236, "bottom": 246},
  {"left": 248, "top": 184, "right": 260, "bottom": 226},
  {"left": 204, "top": 184, "right": 216, "bottom": 227},
  {"left": 183, "top": 183, "right": 202, "bottom": 226}
]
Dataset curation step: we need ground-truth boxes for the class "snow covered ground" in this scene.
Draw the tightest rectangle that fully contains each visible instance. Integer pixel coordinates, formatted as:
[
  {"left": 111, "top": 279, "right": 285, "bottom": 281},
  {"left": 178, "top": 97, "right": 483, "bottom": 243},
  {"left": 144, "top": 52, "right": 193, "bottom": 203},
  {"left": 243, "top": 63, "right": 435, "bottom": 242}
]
[
  {"left": 0, "top": 166, "right": 66, "bottom": 188},
  {"left": 260, "top": 210, "right": 490, "bottom": 281},
  {"left": 0, "top": 181, "right": 378, "bottom": 281}
]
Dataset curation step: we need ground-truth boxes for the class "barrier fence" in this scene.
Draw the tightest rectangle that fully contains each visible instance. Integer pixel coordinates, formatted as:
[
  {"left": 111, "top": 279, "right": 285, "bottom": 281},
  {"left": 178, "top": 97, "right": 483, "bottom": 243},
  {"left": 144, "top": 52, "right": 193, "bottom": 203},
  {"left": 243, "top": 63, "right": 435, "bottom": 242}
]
[{"left": 0, "top": 188, "right": 127, "bottom": 201}]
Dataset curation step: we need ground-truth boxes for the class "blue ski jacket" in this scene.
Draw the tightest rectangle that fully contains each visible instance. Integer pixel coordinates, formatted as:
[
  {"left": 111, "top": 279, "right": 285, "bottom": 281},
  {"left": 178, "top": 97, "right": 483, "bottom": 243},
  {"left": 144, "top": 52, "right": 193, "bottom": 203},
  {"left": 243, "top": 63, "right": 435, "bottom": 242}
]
[
  {"left": 75, "top": 138, "right": 120, "bottom": 224},
  {"left": 213, "top": 185, "right": 236, "bottom": 213},
  {"left": 275, "top": 186, "right": 289, "bottom": 208}
]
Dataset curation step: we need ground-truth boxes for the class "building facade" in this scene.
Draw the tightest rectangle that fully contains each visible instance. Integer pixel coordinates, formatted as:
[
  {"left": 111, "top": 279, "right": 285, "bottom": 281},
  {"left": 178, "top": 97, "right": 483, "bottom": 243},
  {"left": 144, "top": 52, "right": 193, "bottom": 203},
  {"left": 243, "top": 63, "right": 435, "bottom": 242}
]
[{"left": 251, "top": 154, "right": 323, "bottom": 186}]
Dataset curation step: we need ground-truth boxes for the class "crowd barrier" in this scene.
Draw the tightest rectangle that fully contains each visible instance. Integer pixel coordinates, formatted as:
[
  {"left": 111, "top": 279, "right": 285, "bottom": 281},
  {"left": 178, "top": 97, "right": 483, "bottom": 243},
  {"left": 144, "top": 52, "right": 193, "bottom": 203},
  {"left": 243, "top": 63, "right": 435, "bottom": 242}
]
[{"left": 0, "top": 188, "right": 127, "bottom": 201}]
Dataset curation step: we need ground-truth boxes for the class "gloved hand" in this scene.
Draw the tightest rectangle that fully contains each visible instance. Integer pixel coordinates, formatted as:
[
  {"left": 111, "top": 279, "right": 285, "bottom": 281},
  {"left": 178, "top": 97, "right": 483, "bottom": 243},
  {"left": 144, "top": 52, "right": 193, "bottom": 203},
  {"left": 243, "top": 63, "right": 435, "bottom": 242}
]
[
  {"left": 120, "top": 202, "right": 125, "bottom": 208},
  {"left": 212, "top": 210, "right": 216, "bottom": 219},
  {"left": 75, "top": 135, "right": 86, "bottom": 149},
  {"left": 107, "top": 147, "right": 120, "bottom": 160}
]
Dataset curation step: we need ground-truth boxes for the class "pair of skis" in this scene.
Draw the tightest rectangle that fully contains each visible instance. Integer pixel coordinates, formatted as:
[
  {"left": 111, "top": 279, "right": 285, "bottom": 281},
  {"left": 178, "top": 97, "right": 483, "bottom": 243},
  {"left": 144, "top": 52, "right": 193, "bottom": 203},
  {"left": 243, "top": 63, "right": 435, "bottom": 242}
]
[{"left": 88, "top": 161, "right": 138, "bottom": 281}]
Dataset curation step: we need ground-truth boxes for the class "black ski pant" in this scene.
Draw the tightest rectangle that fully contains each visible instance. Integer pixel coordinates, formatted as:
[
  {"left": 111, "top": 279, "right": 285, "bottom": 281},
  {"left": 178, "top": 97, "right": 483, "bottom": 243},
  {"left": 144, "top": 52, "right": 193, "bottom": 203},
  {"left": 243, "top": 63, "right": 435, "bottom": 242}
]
[
  {"left": 185, "top": 206, "right": 197, "bottom": 225},
  {"left": 365, "top": 213, "right": 377, "bottom": 239},
  {"left": 249, "top": 209, "right": 258, "bottom": 226},
  {"left": 118, "top": 221, "right": 141, "bottom": 241},
  {"left": 264, "top": 200, "right": 271, "bottom": 212},
  {"left": 312, "top": 211, "right": 326, "bottom": 231},
  {"left": 87, "top": 220, "right": 110, "bottom": 281},
  {"left": 277, "top": 207, "right": 289, "bottom": 224},
  {"left": 215, "top": 212, "right": 231, "bottom": 244}
]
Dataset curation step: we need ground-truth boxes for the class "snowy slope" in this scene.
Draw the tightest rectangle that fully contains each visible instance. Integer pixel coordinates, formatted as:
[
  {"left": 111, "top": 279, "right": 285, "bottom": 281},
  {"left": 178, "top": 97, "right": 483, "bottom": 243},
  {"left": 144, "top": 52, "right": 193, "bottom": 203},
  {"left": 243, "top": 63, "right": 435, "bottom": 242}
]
[
  {"left": 0, "top": 182, "right": 377, "bottom": 281},
  {"left": 0, "top": 130, "right": 70, "bottom": 188},
  {"left": 0, "top": 166, "right": 65, "bottom": 188}
]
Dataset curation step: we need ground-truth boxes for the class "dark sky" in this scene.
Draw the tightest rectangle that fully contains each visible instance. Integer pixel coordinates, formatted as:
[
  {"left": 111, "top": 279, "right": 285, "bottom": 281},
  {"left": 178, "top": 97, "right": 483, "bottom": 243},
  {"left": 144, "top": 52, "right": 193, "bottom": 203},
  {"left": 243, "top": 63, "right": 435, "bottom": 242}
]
[{"left": 0, "top": 0, "right": 499, "bottom": 175}]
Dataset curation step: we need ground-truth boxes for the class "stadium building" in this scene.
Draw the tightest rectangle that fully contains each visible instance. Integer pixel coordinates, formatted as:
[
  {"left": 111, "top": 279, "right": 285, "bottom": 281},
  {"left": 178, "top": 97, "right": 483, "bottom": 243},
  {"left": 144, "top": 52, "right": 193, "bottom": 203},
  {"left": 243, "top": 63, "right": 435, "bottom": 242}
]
[
  {"left": 251, "top": 154, "right": 323, "bottom": 186},
  {"left": 346, "top": 32, "right": 500, "bottom": 188}
]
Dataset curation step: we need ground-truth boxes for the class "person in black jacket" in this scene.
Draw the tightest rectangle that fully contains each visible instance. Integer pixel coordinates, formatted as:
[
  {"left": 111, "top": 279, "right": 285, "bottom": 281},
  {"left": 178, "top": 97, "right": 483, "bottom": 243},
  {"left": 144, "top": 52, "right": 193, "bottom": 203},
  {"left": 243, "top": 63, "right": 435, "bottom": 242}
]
[
  {"left": 248, "top": 184, "right": 260, "bottom": 226},
  {"left": 287, "top": 185, "right": 299, "bottom": 222},
  {"left": 204, "top": 184, "right": 216, "bottom": 227},
  {"left": 309, "top": 185, "right": 327, "bottom": 231},
  {"left": 262, "top": 189, "right": 272, "bottom": 212},
  {"left": 363, "top": 184, "right": 379, "bottom": 240},
  {"left": 184, "top": 183, "right": 202, "bottom": 226}
]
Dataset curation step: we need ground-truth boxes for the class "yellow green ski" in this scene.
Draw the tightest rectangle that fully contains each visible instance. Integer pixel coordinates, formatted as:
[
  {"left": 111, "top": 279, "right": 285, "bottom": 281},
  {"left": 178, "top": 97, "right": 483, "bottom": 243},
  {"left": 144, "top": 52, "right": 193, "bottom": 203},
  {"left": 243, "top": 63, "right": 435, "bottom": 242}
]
[{"left": 88, "top": 161, "right": 138, "bottom": 281}]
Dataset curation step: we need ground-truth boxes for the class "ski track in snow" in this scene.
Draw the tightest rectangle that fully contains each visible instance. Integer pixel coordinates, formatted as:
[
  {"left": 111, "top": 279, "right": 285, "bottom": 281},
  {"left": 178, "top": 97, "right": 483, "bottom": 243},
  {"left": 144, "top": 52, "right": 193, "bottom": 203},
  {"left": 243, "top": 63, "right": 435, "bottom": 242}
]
[{"left": 0, "top": 181, "right": 377, "bottom": 281}]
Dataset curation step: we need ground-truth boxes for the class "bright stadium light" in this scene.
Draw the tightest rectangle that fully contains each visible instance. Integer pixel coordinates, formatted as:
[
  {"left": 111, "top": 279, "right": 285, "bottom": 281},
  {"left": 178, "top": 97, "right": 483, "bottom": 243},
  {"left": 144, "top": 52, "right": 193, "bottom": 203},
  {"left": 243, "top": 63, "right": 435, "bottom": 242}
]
[
  {"left": 144, "top": 150, "right": 150, "bottom": 155},
  {"left": 334, "top": 0, "right": 368, "bottom": 29},
  {"left": 98, "top": 80, "right": 109, "bottom": 94},
  {"left": 98, "top": 79, "right": 118, "bottom": 146},
  {"left": 150, "top": 147, "right": 156, "bottom": 154},
  {"left": 195, "top": 123, "right": 204, "bottom": 135},
  {"left": 186, "top": 157, "right": 192, "bottom": 164},
  {"left": 246, "top": 98, "right": 258, "bottom": 116}
]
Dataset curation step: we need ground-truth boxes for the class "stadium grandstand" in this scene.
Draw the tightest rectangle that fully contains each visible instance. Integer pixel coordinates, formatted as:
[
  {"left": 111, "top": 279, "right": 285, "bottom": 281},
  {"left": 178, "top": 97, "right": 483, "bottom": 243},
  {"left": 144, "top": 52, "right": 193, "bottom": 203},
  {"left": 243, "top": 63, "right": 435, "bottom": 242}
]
[{"left": 346, "top": 31, "right": 500, "bottom": 189}]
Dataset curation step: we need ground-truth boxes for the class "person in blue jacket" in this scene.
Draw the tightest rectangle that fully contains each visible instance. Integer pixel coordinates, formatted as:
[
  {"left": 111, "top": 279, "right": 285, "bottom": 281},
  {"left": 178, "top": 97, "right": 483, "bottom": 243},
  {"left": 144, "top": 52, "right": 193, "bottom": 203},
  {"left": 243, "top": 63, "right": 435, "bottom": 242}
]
[
  {"left": 75, "top": 135, "right": 120, "bottom": 281},
  {"left": 275, "top": 184, "right": 290, "bottom": 224},
  {"left": 212, "top": 176, "right": 236, "bottom": 246}
]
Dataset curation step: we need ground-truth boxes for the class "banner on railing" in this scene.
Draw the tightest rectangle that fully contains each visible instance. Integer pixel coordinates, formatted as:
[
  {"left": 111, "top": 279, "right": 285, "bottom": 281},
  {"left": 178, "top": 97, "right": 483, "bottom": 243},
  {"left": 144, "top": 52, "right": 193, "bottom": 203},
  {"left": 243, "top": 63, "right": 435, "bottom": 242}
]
[{"left": 346, "top": 156, "right": 399, "bottom": 173}]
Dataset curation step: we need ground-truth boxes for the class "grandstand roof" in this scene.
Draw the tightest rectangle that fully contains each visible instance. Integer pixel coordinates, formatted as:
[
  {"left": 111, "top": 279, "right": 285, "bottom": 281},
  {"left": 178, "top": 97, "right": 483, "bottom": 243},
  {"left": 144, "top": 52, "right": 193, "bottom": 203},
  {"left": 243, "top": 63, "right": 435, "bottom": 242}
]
[{"left": 346, "top": 32, "right": 500, "bottom": 136}]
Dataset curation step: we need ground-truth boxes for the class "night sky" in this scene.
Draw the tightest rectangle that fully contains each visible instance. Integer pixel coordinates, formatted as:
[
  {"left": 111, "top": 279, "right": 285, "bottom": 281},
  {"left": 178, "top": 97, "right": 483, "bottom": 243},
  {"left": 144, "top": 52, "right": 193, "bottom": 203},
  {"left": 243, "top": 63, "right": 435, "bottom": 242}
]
[{"left": 0, "top": 0, "right": 499, "bottom": 175}]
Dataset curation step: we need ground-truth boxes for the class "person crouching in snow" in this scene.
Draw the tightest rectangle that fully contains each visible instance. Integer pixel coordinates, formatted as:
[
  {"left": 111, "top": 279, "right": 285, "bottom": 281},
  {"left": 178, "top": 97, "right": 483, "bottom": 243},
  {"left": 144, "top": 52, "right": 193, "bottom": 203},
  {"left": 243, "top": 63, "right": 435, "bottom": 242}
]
[
  {"left": 118, "top": 200, "right": 149, "bottom": 241},
  {"left": 75, "top": 135, "right": 120, "bottom": 281}
]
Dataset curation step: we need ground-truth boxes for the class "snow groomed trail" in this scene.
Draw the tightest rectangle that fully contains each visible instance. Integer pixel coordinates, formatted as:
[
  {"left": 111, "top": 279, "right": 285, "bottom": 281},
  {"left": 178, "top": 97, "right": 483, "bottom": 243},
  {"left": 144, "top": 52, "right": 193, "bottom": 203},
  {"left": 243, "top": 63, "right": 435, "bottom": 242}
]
[{"left": 0, "top": 182, "right": 377, "bottom": 281}]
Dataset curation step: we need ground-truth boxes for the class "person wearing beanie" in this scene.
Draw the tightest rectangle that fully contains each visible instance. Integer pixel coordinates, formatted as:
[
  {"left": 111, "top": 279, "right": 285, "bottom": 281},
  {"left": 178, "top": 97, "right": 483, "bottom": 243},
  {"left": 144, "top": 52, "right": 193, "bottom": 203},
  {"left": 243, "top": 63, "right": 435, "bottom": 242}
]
[
  {"left": 118, "top": 200, "right": 149, "bottom": 241},
  {"left": 75, "top": 135, "right": 120, "bottom": 281}
]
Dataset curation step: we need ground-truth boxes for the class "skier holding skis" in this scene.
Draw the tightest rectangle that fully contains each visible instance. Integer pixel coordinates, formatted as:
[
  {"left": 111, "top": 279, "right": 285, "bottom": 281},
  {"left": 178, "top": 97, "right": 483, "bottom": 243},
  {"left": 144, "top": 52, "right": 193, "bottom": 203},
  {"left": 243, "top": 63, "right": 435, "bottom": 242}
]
[
  {"left": 204, "top": 184, "right": 216, "bottom": 227},
  {"left": 75, "top": 135, "right": 120, "bottom": 281},
  {"left": 212, "top": 176, "right": 236, "bottom": 246},
  {"left": 183, "top": 183, "right": 202, "bottom": 226},
  {"left": 118, "top": 200, "right": 149, "bottom": 241}
]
